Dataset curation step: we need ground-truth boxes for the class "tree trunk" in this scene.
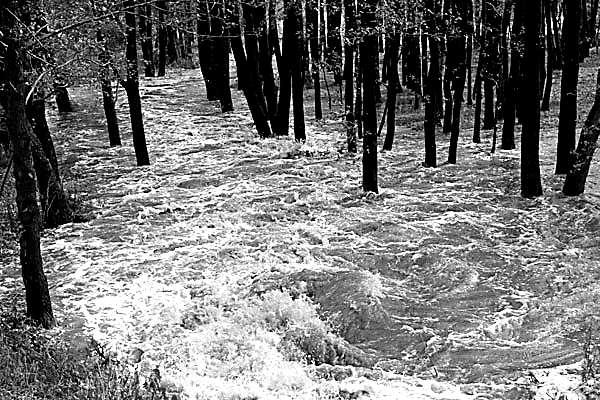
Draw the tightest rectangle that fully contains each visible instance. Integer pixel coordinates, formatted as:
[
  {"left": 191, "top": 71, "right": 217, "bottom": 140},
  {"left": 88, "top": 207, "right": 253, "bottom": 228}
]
[
  {"left": 343, "top": 0, "right": 356, "bottom": 152},
  {"left": 383, "top": 31, "right": 400, "bottom": 151},
  {"left": 274, "top": 0, "right": 293, "bottom": 136},
  {"left": 212, "top": 2, "right": 234, "bottom": 112},
  {"left": 423, "top": 0, "right": 440, "bottom": 167},
  {"left": 53, "top": 75, "right": 73, "bottom": 112},
  {"left": 473, "top": 58, "right": 483, "bottom": 143},
  {"left": 138, "top": 4, "right": 155, "bottom": 77},
  {"left": 1, "top": 22, "right": 55, "bottom": 327},
  {"left": 196, "top": 0, "right": 220, "bottom": 101},
  {"left": 123, "top": 0, "right": 150, "bottom": 166},
  {"left": 501, "top": 1, "right": 520, "bottom": 150},
  {"left": 563, "top": 69, "right": 600, "bottom": 195},
  {"left": 241, "top": 0, "right": 273, "bottom": 137},
  {"left": 157, "top": 0, "right": 168, "bottom": 77},
  {"left": 556, "top": 0, "right": 580, "bottom": 174},
  {"left": 542, "top": 0, "right": 554, "bottom": 112},
  {"left": 97, "top": 30, "right": 121, "bottom": 146},
  {"left": 290, "top": 0, "right": 306, "bottom": 141},
  {"left": 361, "top": 0, "right": 378, "bottom": 193},
  {"left": 26, "top": 93, "right": 73, "bottom": 228},
  {"left": 520, "top": 0, "right": 543, "bottom": 197},
  {"left": 259, "top": 1, "right": 278, "bottom": 119},
  {"left": 307, "top": 0, "right": 322, "bottom": 121}
]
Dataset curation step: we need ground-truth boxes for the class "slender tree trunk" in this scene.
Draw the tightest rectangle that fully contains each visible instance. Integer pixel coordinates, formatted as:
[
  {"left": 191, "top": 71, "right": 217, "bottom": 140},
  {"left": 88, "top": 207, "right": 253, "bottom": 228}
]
[
  {"left": 383, "top": 31, "right": 400, "bottom": 151},
  {"left": 556, "top": 0, "right": 580, "bottom": 174},
  {"left": 290, "top": 0, "right": 306, "bottom": 141},
  {"left": 259, "top": 1, "right": 278, "bottom": 119},
  {"left": 542, "top": 0, "right": 554, "bottom": 111},
  {"left": 308, "top": 0, "right": 322, "bottom": 120},
  {"left": 563, "top": 69, "right": 600, "bottom": 195},
  {"left": 361, "top": 0, "right": 378, "bottom": 193},
  {"left": 355, "top": 50, "right": 363, "bottom": 139},
  {"left": 1, "top": 24, "right": 54, "bottom": 328},
  {"left": 97, "top": 29, "right": 121, "bottom": 146},
  {"left": 343, "top": 0, "right": 356, "bottom": 152},
  {"left": 501, "top": 1, "right": 520, "bottom": 150},
  {"left": 473, "top": 60, "right": 482, "bottom": 143},
  {"left": 275, "top": 0, "right": 293, "bottom": 136},
  {"left": 123, "top": 0, "right": 150, "bottom": 166},
  {"left": 157, "top": 0, "right": 168, "bottom": 77},
  {"left": 424, "top": 0, "right": 440, "bottom": 167},
  {"left": 139, "top": 4, "right": 155, "bottom": 77},
  {"left": 269, "top": 0, "right": 282, "bottom": 72},
  {"left": 520, "top": 0, "right": 543, "bottom": 197}
]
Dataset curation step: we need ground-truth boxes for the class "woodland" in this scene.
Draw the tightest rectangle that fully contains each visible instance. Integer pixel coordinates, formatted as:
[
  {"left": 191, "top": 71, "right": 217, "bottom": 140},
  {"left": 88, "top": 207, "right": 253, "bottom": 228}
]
[{"left": 2, "top": 0, "right": 600, "bottom": 399}]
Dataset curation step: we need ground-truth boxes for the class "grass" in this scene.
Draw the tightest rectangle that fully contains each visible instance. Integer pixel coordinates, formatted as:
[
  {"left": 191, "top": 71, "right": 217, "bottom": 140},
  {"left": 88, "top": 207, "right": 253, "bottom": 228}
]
[{"left": 0, "top": 296, "right": 180, "bottom": 400}]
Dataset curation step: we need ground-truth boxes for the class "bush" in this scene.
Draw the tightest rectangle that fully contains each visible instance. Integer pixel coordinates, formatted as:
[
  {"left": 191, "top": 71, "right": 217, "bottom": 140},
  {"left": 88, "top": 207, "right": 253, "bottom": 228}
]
[{"left": 0, "top": 308, "right": 175, "bottom": 400}]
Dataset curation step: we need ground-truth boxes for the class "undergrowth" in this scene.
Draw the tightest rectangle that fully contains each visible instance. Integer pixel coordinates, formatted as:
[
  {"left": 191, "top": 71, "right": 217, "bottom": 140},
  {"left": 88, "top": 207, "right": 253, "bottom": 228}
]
[{"left": 0, "top": 304, "right": 178, "bottom": 400}]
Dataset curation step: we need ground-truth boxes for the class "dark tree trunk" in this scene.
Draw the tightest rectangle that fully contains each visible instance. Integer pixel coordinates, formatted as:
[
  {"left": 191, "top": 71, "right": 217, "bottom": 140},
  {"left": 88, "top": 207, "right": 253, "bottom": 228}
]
[
  {"left": 447, "top": 0, "right": 470, "bottom": 164},
  {"left": 198, "top": 1, "right": 218, "bottom": 100},
  {"left": 211, "top": 2, "right": 234, "bottom": 112},
  {"left": 123, "top": 0, "right": 150, "bottom": 166},
  {"left": 361, "top": 0, "right": 378, "bottom": 193},
  {"left": 326, "top": 0, "right": 343, "bottom": 85},
  {"left": 138, "top": 4, "right": 155, "bottom": 77},
  {"left": 290, "top": 0, "right": 306, "bottom": 142},
  {"left": 240, "top": 0, "right": 273, "bottom": 137},
  {"left": 423, "top": 0, "right": 440, "bottom": 167},
  {"left": 157, "top": 0, "right": 167, "bottom": 77},
  {"left": 53, "top": 76, "right": 73, "bottom": 112},
  {"left": 26, "top": 93, "right": 73, "bottom": 228},
  {"left": 542, "top": 0, "right": 554, "bottom": 112},
  {"left": 274, "top": 0, "right": 293, "bottom": 136},
  {"left": 590, "top": 0, "right": 599, "bottom": 47},
  {"left": 383, "top": 31, "right": 400, "bottom": 151},
  {"left": 520, "top": 0, "right": 543, "bottom": 198},
  {"left": 344, "top": 0, "right": 356, "bottom": 152},
  {"left": 563, "top": 69, "right": 600, "bottom": 195},
  {"left": 466, "top": 31, "right": 474, "bottom": 106},
  {"left": 97, "top": 29, "right": 121, "bottom": 146},
  {"left": 473, "top": 60, "right": 482, "bottom": 143},
  {"left": 259, "top": 1, "right": 278, "bottom": 119},
  {"left": 1, "top": 27, "right": 55, "bottom": 328},
  {"left": 501, "top": 1, "right": 521, "bottom": 150},
  {"left": 556, "top": 0, "right": 580, "bottom": 174},
  {"left": 307, "top": 0, "right": 322, "bottom": 121},
  {"left": 497, "top": 0, "right": 512, "bottom": 117},
  {"left": 167, "top": 26, "right": 178, "bottom": 64}
]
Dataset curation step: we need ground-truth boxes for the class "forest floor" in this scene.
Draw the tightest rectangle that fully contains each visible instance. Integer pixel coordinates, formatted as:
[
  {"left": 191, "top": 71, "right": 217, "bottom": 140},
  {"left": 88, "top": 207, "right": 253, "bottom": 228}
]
[{"left": 3, "top": 54, "right": 600, "bottom": 400}]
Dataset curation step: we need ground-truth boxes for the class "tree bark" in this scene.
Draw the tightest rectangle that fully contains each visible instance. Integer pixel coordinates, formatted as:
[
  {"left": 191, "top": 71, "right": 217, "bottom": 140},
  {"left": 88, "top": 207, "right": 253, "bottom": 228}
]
[
  {"left": 563, "top": 69, "right": 600, "bottom": 195},
  {"left": 383, "top": 31, "right": 400, "bottom": 151},
  {"left": 97, "top": 29, "right": 121, "bottom": 146},
  {"left": 138, "top": 4, "right": 155, "bottom": 77},
  {"left": 343, "top": 0, "right": 356, "bottom": 152},
  {"left": 520, "top": 0, "right": 543, "bottom": 197},
  {"left": 157, "top": 0, "right": 168, "bottom": 77},
  {"left": 1, "top": 11, "right": 55, "bottom": 327},
  {"left": 123, "top": 0, "right": 150, "bottom": 166},
  {"left": 361, "top": 0, "right": 378, "bottom": 193},
  {"left": 556, "top": 0, "right": 580, "bottom": 174}
]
